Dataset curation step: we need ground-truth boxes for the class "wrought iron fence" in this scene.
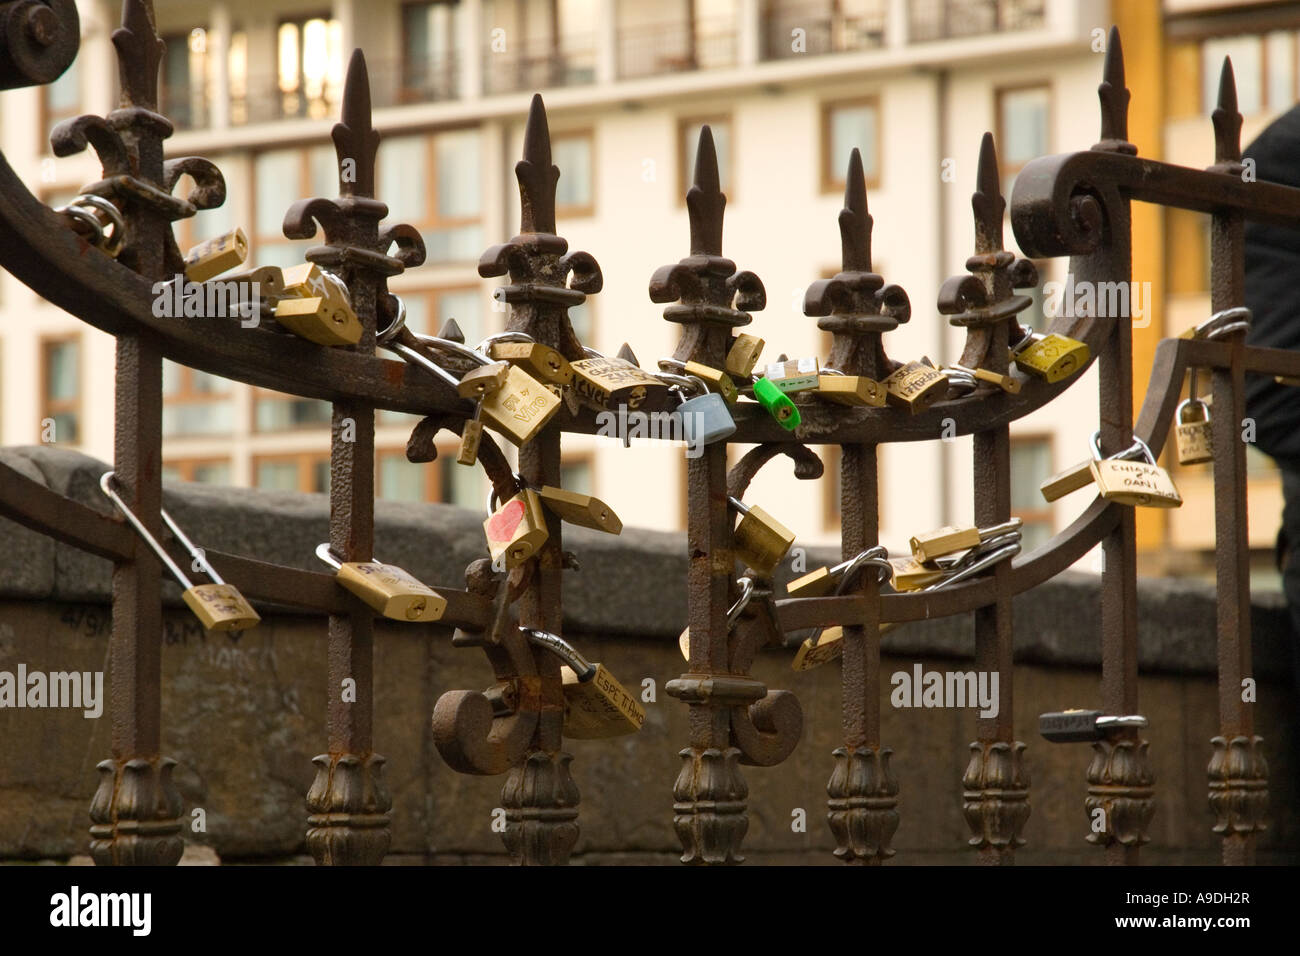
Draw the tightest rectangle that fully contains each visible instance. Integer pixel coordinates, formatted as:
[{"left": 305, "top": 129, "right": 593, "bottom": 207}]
[{"left": 0, "top": 0, "right": 1284, "bottom": 866}]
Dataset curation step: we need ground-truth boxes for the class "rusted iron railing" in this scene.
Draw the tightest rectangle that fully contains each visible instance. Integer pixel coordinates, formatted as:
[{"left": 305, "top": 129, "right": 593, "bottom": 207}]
[{"left": 0, "top": 1, "right": 1284, "bottom": 865}]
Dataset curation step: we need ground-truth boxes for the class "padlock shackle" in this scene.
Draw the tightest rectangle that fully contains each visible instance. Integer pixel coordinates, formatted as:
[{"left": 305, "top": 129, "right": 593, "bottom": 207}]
[
  {"left": 316, "top": 542, "right": 386, "bottom": 570},
  {"left": 67, "top": 194, "right": 126, "bottom": 257},
  {"left": 411, "top": 332, "right": 492, "bottom": 368},
  {"left": 924, "top": 540, "right": 1020, "bottom": 592},
  {"left": 831, "top": 545, "right": 892, "bottom": 594},
  {"left": 99, "top": 471, "right": 195, "bottom": 590},
  {"left": 386, "top": 339, "right": 462, "bottom": 390},
  {"left": 485, "top": 472, "right": 529, "bottom": 516},
  {"left": 158, "top": 508, "right": 225, "bottom": 585},
  {"left": 522, "top": 628, "right": 598, "bottom": 681},
  {"left": 726, "top": 495, "right": 750, "bottom": 516},
  {"left": 476, "top": 330, "right": 534, "bottom": 355},
  {"left": 727, "top": 576, "right": 755, "bottom": 627}
]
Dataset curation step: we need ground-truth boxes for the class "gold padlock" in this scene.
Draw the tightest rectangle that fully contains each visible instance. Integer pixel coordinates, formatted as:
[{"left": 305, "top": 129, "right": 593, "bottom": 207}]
[
  {"left": 683, "top": 361, "right": 739, "bottom": 404},
  {"left": 725, "top": 333, "right": 765, "bottom": 379},
  {"left": 272, "top": 295, "right": 362, "bottom": 346},
  {"left": 884, "top": 360, "right": 948, "bottom": 413},
  {"left": 478, "top": 364, "right": 563, "bottom": 445},
  {"left": 484, "top": 488, "right": 550, "bottom": 569},
  {"left": 488, "top": 340, "right": 574, "bottom": 386},
  {"left": 1010, "top": 330, "right": 1090, "bottom": 384},
  {"left": 457, "top": 362, "right": 511, "bottom": 400},
  {"left": 728, "top": 496, "right": 796, "bottom": 576},
  {"left": 457, "top": 416, "right": 484, "bottom": 466},
  {"left": 536, "top": 486, "right": 622, "bottom": 534},
  {"left": 909, "top": 519, "right": 1020, "bottom": 563},
  {"left": 948, "top": 364, "right": 1021, "bottom": 395},
  {"left": 814, "top": 372, "right": 887, "bottom": 407},
  {"left": 561, "top": 663, "right": 646, "bottom": 738},
  {"left": 183, "top": 228, "right": 249, "bottom": 283},
  {"left": 570, "top": 356, "right": 672, "bottom": 412},
  {"left": 522, "top": 628, "right": 646, "bottom": 737},
  {"left": 315, "top": 544, "right": 448, "bottom": 622},
  {"left": 888, "top": 556, "right": 948, "bottom": 591},
  {"left": 763, "top": 357, "right": 821, "bottom": 394},
  {"left": 1090, "top": 442, "right": 1182, "bottom": 508},
  {"left": 786, "top": 548, "right": 890, "bottom": 598},
  {"left": 1174, "top": 399, "right": 1213, "bottom": 465},
  {"left": 100, "top": 471, "right": 261, "bottom": 632}
]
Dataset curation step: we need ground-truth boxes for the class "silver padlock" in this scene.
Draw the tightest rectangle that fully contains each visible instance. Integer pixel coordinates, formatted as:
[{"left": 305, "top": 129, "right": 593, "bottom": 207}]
[{"left": 658, "top": 370, "right": 736, "bottom": 448}]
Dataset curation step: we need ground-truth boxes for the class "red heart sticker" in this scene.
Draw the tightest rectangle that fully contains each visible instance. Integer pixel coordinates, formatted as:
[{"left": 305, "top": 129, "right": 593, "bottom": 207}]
[{"left": 487, "top": 498, "right": 525, "bottom": 542}]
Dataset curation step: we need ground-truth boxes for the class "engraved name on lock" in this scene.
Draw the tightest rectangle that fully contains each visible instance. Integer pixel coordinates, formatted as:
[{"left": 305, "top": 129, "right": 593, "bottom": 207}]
[
  {"left": 884, "top": 362, "right": 947, "bottom": 412},
  {"left": 1175, "top": 400, "right": 1213, "bottom": 465},
  {"left": 1014, "top": 334, "right": 1090, "bottom": 384},
  {"left": 479, "top": 365, "right": 562, "bottom": 445},
  {"left": 1089, "top": 459, "right": 1183, "bottom": 508}
]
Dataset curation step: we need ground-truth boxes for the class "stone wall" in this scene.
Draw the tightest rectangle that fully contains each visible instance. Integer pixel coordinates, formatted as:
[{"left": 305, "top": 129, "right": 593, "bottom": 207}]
[{"left": 0, "top": 447, "right": 1295, "bottom": 864}]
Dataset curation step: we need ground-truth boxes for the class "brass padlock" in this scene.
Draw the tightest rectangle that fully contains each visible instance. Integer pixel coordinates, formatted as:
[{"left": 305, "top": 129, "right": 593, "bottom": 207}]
[
  {"left": 100, "top": 471, "right": 260, "bottom": 632},
  {"left": 763, "top": 357, "right": 821, "bottom": 394},
  {"left": 523, "top": 628, "right": 646, "bottom": 738},
  {"left": 888, "top": 556, "right": 948, "bottom": 591},
  {"left": 1040, "top": 429, "right": 1128, "bottom": 502},
  {"left": 488, "top": 340, "right": 574, "bottom": 386},
  {"left": 484, "top": 487, "right": 550, "bottom": 569},
  {"left": 536, "top": 486, "right": 623, "bottom": 534},
  {"left": 1174, "top": 398, "right": 1213, "bottom": 465},
  {"left": 570, "top": 356, "right": 672, "bottom": 412},
  {"left": 947, "top": 363, "right": 1021, "bottom": 395},
  {"left": 683, "top": 361, "right": 739, "bottom": 404},
  {"left": 884, "top": 360, "right": 948, "bottom": 413},
  {"left": 315, "top": 544, "right": 448, "bottom": 622},
  {"left": 1089, "top": 438, "right": 1182, "bottom": 508},
  {"left": 273, "top": 295, "right": 362, "bottom": 346},
  {"left": 910, "top": 519, "right": 1021, "bottom": 563},
  {"left": 183, "top": 228, "right": 249, "bottom": 283},
  {"left": 725, "top": 333, "right": 765, "bottom": 379},
  {"left": 478, "top": 364, "right": 564, "bottom": 445},
  {"left": 814, "top": 371, "right": 887, "bottom": 407},
  {"left": 1010, "top": 329, "right": 1090, "bottom": 384},
  {"left": 728, "top": 496, "right": 796, "bottom": 576},
  {"left": 457, "top": 413, "right": 484, "bottom": 466},
  {"left": 457, "top": 362, "right": 511, "bottom": 400}
]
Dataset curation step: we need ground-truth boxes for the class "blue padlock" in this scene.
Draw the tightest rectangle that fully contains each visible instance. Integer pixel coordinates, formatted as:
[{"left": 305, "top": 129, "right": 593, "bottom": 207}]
[{"left": 678, "top": 390, "right": 737, "bottom": 447}]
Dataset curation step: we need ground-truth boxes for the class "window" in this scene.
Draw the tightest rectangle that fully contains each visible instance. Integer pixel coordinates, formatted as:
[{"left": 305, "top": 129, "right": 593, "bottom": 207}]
[
  {"left": 822, "top": 99, "right": 880, "bottom": 193},
  {"left": 379, "top": 286, "right": 485, "bottom": 426},
  {"left": 162, "top": 361, "right": 233, "bottom": 437},
  {"left": 379, "top": 130, "right": 483, "bottom": 263},
  {"left": 253, "top": 391, "right": 333, "bottom": 432},
  {"left": 763, "top": 0, "right": 887, "bottom": 60},
  {"left": 560, "top": 456, "right": 593, "bottom": 496},
  {"left": 1200, "top": 31, "right": 1300, "bottom": 115},
  {"left": 997, "top": 85, "right": 1050, "bottom": 197},
  {"left": 41, "top": 57, "right": 80, "bottom": 138},
  {"left": 553, "top": 131, "right": 594, "bottom": 216},
  {"left": 228, "top": 29, "right": 250, "bottom": 125},
  {"left": 440, "top": 455, "right": 485, "bottom": 507},
  {"left": 1010, "top": 436, "right": 1053, "bottom": 552},
  {"left": 161, "top": 29, "right": 211, "bottom": 130},
  {"left": 163, "top": 459, "right": 232, "bottom": 485},
  {"left": 254, "top": 454, "right": 331, "bottom": 493},
  {"left": 678, "top": 116, "right": 733, "bottom": 199},
  {"left": 483, "top": 0, "right": 596, "bottom": 93},
  {"left": 402, "top": 1, "right": 461, "bottom": 102},
  {"left": 378, "top": 449, "right": 437, "bottom": 502},
  {"left": 252, "top": 145, "right": 337, "bottom": 268},
  {"left": 277, "top": 15, "right": 343, "bottom": 120},
  {"left": 619, "top": 0, "right": 737, "bottom": 77},
  {"left": 41, "top": 337, "right": 81, "bottom": 445}
]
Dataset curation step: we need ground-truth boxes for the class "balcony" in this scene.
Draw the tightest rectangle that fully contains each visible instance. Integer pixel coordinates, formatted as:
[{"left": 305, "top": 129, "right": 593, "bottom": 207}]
[
  {"left": 371, "top": 55, "right": 460, "bottom": 109},
  {"left": 762, "top": 1, "right": 888, "bottom": 61},
  {"left": 908, "top": 0, "right": 1046, "bottom": 42},
  {"left": 482, "top": 35, "right": 596, "bottom": 96},
  {"left": 619, "top": 19, "right": 738, "bottom": 80}
]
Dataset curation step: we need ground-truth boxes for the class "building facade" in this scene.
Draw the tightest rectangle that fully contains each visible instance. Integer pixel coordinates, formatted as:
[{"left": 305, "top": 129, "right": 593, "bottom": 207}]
[{"left": 15, "top": 0, "right": 1265, "bottom": 571}]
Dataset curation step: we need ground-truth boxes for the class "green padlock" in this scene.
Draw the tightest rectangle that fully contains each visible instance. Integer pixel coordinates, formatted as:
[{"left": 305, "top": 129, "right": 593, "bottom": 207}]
[{"left": 753, "top": 376, "right": 801, "bottom": 430}]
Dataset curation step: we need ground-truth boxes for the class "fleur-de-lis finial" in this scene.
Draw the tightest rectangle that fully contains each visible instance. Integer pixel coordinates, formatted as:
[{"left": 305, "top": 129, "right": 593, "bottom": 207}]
[
  {"left": 972, "top": 132, "right": 1005, "bottom": 255},
  {"left": 112, "top": 0, "right": 165, "bottom": 111},
  {"left": 333, "top": 49, "right": 379, "bottom": 198},
  {"left": 1096, "top": 26, "right": 1135, "bottom": 154},
  {"left": 839, "top": 148, "right": 872, "bottom": 273},
  {"left": 1212, "top": 57, "right": 1243, "bottom": 168},
  {"left": 516, "top": 94, "right": 559, "bottom": 234},
  {"left": 688, "top": 127, "right": 725, "bottom": 257}
]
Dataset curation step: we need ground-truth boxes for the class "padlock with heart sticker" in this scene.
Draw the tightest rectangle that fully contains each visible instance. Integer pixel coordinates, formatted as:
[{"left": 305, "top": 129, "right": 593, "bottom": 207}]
[{"left": 483, "top": 488, "right": 549, "bottom": 570}]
